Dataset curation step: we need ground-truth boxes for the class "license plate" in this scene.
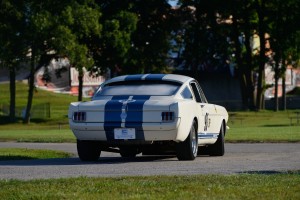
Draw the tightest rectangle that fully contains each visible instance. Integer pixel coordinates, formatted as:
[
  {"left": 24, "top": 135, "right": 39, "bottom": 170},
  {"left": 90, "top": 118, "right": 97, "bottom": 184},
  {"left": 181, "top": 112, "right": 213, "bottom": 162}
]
[{"left": 114, "top": 128, "right": 136, "bottom": 139}]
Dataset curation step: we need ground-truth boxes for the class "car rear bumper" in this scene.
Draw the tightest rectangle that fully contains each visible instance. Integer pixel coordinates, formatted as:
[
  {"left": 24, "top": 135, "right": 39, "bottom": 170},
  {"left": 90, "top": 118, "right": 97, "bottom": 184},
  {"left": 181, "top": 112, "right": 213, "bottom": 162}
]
[{"left": 69, "top": 118, "right": 181, "bottom": 141}]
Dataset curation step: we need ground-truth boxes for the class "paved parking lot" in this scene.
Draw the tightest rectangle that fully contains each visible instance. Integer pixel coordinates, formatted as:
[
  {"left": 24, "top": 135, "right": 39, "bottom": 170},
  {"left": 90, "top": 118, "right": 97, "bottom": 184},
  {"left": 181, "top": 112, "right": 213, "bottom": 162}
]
[{"left": 0, "top": 142, "right": 299, "bottom": 180}]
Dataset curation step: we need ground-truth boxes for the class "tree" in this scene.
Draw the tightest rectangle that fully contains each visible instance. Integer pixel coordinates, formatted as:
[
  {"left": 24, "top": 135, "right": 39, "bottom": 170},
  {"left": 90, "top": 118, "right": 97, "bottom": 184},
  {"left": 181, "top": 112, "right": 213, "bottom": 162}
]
[
  {"left": 0, "top": 0, "right": 27, "bottom": 122},
  {"left": 91, "top": 2, "right": 138, "bottom": 76},
  {"left": 55, "top": 0, "right": 102, "bottom": 101},
  {"left": 21, "top": 0, "right": 102, "bottom": 123},
  {"left": 227, "top": 0, "right": 257, "bottom": 110},
  {"left": 178, "top": 0, "right": 233, "bottom": 80},
  {"left": 94, "top": 0, "right": 171, "bottom": 75},
  {"left": 22, "top": 0, "right": 56, "bottom": 123},
  {"left": 125, "top": 0, "right": 173, "bottom": 74},
  {"left": 268, "top": 0, "right": 300, "bottom": 110}
]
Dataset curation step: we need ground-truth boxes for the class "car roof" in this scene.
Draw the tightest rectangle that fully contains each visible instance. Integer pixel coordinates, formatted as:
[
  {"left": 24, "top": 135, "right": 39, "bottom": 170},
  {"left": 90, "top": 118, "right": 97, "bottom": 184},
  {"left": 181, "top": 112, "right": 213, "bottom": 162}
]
[{"left": 104, "top": 74, "right": 193, "bottom": 85}]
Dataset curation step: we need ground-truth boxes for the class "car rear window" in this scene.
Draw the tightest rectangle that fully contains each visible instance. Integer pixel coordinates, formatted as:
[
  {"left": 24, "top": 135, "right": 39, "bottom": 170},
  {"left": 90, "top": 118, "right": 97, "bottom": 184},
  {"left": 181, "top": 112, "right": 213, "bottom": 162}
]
[{"left": 95, "top": 80, "right": 181, "bottom": 96}]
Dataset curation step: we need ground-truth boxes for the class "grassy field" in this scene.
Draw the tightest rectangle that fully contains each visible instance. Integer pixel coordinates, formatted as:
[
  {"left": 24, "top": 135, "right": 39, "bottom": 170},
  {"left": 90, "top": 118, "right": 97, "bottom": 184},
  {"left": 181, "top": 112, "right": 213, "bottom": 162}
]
[
  {"left": 226, "top": 110, "right": 300, "bottom": 142},
  {"left": 0, "top": 174, "right": 299, "bottom": 199},
  {"left": 0, "top": 129, "right": 75, "bottom": 142},
  {"left": 0, "top": 82, "right": 300, "bottom": 143},
  {"left": 0, "top": 82, "right": 86, "bottom": 122},
  {"left": 0, "top": 148, "right": 72, "bottom": 161}
]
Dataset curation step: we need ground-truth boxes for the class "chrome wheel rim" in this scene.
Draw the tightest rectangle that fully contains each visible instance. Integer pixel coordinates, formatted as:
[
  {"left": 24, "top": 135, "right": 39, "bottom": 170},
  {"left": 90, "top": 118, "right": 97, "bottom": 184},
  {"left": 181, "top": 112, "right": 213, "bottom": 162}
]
[{"left": 191, "top": 126, "right": 198, "bottom": 156}]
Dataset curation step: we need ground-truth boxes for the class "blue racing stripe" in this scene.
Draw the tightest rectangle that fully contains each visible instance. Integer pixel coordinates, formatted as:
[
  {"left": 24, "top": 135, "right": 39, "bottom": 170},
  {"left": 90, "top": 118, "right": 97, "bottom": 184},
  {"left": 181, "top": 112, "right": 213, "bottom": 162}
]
[
  {"left": 124, "top": 74, "right": 166, "bottom": 81},
  {"left": 124, "top": 74, "right": 145, "bottom": 81},
  {"left": 125, "top": 96, "right": 151, "bottom": 140},
  {"left": 144, "top": 74, "right": 166, "bottom": 80},
  {"left": 104, "top": 95, "right": 151, "bottom": 141},
  {"left": 104, "top": 96, "right": 129, "bottom": 141}
]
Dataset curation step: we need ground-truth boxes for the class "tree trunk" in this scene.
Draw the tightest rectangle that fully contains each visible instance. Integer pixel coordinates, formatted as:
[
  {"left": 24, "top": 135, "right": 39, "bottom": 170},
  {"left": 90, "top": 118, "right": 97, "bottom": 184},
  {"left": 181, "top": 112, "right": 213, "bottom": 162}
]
[
  {"left": 244, "top": 13, "right": 255, "bottom": 110},
  {"left": 274, "top": 55, "right": 280, "bottom": 111},
  {"left": 232, "top": 14, "right": 248, "bottom": 109},
  {"left": 273, "top": 3, "right": 283, "bottom": 112},
  {"left": 274, "top": 76, "right": 279, "bottom": 111},
  {"left": 255, "top": 0, "right": 266, "bottom": 110},
  {"left": 9, "top": 65, "right": 16, "bottom": 122},
  {"left": 78, "top": 69, "right": 83, "bottom": 101},
  {"left": 23, "top": 48, "right": 36, "bottom": 124},
  {"left": 281, "top": 72, "right": 286, "bottom": 110}
]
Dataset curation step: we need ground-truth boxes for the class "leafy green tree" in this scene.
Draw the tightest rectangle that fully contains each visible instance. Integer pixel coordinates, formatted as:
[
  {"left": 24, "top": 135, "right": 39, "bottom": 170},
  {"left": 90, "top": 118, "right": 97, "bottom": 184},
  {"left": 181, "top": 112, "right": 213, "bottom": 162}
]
[
  {"left": 268, "top": 0, "right": 300, "bottom": 110},
  {"left": 91, "top": 4, "right": 138, "bottom": 76},
  {"left": 178, "top": 0, "right": 283, "bottom": 111},
  {"left": 22, "top": 1, "right": 53, "bottom": 123},
  {"left": 20, "top": 0, "right": 101, "bottom": 123},
  {"left": 0, "top": 0, "right": 27, "bottom": 122},
  {"left": 94, "top": 0, "right": 172, "bottom": 75},
  {"left": 53, "top": 0, "right": 101, "bottom": 101},
  {"left": 223, "top": 0, "right": 257, "bottom": 110},
  {"left": 254, "top": 0, "right": 268, "bottom": 110},
  {"left": 178, "top": 0, "right": 231, "bottom": 79},
  {"left": 125, "top": 0, "right": 173, "bottom": 74}
]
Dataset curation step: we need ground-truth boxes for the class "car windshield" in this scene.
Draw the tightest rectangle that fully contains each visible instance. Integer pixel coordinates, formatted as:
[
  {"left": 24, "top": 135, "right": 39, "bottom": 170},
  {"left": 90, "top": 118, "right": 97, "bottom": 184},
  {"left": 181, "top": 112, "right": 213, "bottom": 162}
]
[{"left": 95, "top": 80, "right": 181, "bottom": 96}]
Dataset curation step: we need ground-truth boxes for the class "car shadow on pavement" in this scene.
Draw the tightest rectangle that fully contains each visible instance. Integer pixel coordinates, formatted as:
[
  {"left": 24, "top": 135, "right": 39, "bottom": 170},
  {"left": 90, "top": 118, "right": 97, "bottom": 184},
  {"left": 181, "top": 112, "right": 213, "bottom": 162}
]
[
  {"left": 0, "top": 155, "right": 178, "bottom": 166},
  {"left": 238, "top": 170, "right": 300, "bottom": 175}
]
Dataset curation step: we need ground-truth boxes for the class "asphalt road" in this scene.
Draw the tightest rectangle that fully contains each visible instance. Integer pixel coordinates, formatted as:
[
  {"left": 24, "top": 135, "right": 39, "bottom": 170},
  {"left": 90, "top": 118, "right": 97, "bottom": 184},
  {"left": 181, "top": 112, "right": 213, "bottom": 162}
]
[{"left": 0, "top": 142, "right": 299, "bottom": 180}]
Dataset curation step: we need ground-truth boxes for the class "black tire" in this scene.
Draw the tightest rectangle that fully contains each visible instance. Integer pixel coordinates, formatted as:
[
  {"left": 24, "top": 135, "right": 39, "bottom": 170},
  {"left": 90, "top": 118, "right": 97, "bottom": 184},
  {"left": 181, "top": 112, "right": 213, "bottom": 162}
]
[
  {"left": 209, "top": 123, "right": 225, "bottom": 156},
  {"left": 176, "top": 121, "right": 198, "bottom": 160},
  {"left": 119, "top": 146, "right": 138, "bottom": 158},
  {"left": 77, "top": 140, "right": 101, "bottom": 161}
]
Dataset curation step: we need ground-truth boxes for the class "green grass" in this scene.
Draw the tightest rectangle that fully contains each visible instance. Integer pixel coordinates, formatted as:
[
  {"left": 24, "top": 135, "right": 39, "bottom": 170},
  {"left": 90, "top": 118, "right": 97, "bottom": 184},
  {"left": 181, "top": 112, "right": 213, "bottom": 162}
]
[
  {"left": 225, "top": 110, "right": 300, "bottom": 142},
  {"left": 0, "top": 174, "right": 299, "bottom": 199},
  {"left": 0, "top": 82, "right": 87, "bottom": 122},
  {"left": 0, "top": 148, "right": 72, "bottom": 161},
  {"left": 228, "top": 110, "right": 300, "bottom": 127},
  {"left": 0, "top": 129, "right": 75, "bottom": 143},
  {"left": 0, "top": 82, "right": 80, "bottom": 142},
  {"left": 227, "top": 126, "right": 300, "bottom": 142}
]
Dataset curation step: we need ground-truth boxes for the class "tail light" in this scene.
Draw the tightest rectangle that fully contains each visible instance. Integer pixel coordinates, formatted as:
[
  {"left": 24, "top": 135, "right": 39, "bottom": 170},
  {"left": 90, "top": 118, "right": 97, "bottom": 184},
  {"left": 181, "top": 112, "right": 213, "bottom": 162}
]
[
  {"left": 162, "top": 112, "right": 175, "bottom": 122},
  {"left": 73, "top": 112, "right": 86, "bottom": 122}
]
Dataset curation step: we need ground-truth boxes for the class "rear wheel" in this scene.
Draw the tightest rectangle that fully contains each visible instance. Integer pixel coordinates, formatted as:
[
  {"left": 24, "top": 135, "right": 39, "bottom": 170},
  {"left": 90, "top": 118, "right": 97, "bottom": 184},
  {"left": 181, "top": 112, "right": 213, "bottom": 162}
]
[
  {"left": 209, "top": 123, "right": 225, "bottom": 156},
  {"left": 77, "top": 140, "right": 101, "bottom": 161},
  {"left": 176, "top": 121, "right": 198, "bottom": 160}
]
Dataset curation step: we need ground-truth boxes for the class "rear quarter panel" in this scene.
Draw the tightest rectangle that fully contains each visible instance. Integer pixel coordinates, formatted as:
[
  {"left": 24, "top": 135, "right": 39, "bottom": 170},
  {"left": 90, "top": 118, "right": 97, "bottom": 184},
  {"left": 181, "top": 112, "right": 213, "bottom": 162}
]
[{"left": 171, "top": 100, "right": 202, "bottom": 142}]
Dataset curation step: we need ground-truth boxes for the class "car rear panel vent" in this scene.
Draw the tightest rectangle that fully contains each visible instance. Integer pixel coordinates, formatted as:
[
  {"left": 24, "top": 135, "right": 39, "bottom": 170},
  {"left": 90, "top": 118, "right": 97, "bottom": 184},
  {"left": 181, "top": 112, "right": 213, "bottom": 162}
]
[
  {"left": 161, "top": 112, "right": 175, "bottom": 122},
  {"left": 73, "top": 112, "right": 86, "bottom": 122}
]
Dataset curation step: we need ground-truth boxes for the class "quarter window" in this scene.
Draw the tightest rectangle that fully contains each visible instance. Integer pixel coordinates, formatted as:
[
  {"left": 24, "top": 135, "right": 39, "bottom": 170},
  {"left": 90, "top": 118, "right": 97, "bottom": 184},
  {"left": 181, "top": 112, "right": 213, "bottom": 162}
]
[
  {"left": 190, "top": 82, "right": 202, "bottom": 102},
  {"left": 190, "top": 81, "right": 208, "bottom": 103},
  {"left": 198, "top": 85, "right": 208, "bottom": 103},
  {"left": 181, "top": 87, "right": 193, "bottom": 99}
]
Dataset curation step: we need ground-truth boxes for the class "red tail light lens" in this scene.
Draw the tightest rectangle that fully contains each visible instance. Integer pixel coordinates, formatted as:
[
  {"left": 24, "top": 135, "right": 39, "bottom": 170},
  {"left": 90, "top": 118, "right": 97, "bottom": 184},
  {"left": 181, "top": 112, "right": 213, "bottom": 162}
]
[
  {"left": 73, "top": 112, "right": 86, "bottom": 122},
  {"left": 162, "top": 112, "right": 175, "bottom": 122}
]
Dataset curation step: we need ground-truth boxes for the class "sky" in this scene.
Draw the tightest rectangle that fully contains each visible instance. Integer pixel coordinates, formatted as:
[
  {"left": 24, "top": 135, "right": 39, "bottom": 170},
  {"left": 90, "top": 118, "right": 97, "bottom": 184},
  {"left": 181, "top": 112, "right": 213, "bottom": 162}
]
[{"left": 168, "top": 0, "right": 178, "bottom": 7}]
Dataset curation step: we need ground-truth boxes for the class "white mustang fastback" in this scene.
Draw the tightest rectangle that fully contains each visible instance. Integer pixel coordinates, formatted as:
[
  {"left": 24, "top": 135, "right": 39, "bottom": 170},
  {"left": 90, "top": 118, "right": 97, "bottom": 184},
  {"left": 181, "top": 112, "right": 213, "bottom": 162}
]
[{"left": 68, "top": 74, "right": 229, "bottom": 161}]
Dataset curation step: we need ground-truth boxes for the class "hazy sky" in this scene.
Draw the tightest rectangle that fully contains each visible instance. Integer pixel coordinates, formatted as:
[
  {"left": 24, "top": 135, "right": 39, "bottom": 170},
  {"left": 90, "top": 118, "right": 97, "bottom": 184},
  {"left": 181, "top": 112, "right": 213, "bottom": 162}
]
[{"left": 168, "top": 0, "right": 178, "bottom": 7}]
